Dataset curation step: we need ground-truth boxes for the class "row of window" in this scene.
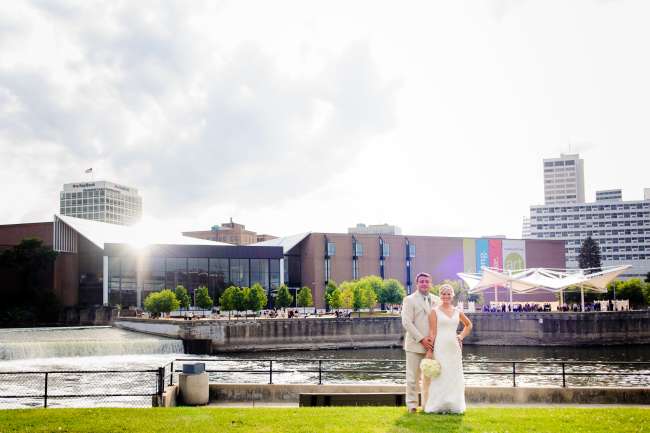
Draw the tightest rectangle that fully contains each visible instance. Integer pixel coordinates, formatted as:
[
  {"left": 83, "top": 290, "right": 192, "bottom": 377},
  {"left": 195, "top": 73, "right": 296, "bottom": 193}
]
[
  {"left": 61, "top": 190, "right": 141, "bottom": 200},
  {"left": 534, "top": 220, "right": 649, "bottom": 230},
  {"left": 325, "top": 241, "right": 414, "bottom": 258},
  {"left": 567, "top": 245, "right": 647, "bottom": 253},
  {"left": 532, "top": 212, "right": 649, "bottom": 222},
  {"left": 544, "top": 160, "right": 576, "bottom": 167},
  {"left": 532, "top": 203, "right": 649, "bottom": 213}
]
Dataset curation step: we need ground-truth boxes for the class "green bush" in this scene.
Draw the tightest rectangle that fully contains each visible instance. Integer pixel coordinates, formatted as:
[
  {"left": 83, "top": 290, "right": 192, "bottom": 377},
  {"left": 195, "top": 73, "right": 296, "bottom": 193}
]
[{"left": 144, "top": 290, "right": 180, "bottom": 317}]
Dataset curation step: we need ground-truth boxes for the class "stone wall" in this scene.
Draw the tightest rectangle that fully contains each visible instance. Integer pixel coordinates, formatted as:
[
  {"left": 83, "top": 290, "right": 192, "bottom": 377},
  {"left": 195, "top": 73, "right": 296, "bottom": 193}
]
[
  {"left": 209, "top": 383, "right": 650, "bottom": 405},
  {"left": 114, "top": 311, "right": 650, "bottom": 352}
]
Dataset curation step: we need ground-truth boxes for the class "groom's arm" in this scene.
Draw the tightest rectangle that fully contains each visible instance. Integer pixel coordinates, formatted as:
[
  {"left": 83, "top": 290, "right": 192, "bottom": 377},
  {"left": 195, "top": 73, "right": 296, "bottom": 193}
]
[{"left": 401, "top": 297, "right": 425, "bottom": 343}]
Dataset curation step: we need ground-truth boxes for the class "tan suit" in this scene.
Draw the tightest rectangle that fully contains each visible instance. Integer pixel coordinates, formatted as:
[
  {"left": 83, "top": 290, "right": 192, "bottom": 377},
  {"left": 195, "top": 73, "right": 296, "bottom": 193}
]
[{"left": 401, "top": 291, "right": 440, "bottom": 410}]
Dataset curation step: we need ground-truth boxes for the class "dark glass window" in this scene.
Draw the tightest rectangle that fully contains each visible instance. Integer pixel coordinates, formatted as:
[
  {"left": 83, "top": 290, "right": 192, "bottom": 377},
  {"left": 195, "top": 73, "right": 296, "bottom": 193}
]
[
  {"left": 209, "top": 258, "right": 229, "bottom": 301},
  {"left": 108, "top": 256, "right": 121, "bottom": 305},
  {"left": 165, "top": 258, "right": 188, "bottom": 290},
  {"left": 120, "top": 258, "right": 137, "bottom": 307},
  {"left": 270, "top": 259, "right": 281, "bottom": 290},
  {"left": 250, "top": 259, "right": 269, "bottom": 288},
  {"left": 188, "top": 258, "right": 209, "bottom": 297},
  {"left": 143, "top": 257, "right": 165, "bottom": 301},
  {"left": 230, "top": 259, "right": 249, "bottom": 287}
]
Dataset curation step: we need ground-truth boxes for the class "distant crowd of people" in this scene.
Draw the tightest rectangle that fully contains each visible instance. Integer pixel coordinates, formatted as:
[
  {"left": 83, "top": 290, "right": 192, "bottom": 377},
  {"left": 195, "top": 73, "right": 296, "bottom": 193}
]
[{"left": 481, "top": 303, "right": 553, "bottom": 313}]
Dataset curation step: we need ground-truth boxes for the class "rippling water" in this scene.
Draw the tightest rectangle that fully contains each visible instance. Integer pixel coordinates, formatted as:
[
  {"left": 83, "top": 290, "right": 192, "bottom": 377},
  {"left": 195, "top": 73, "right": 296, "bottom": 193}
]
[{"left": 189, "top": 345, "right": 650, "bottom": 388}]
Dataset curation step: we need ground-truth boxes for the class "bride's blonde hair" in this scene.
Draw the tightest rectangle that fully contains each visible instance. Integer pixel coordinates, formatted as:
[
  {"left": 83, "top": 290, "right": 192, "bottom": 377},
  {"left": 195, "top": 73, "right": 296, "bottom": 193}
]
[{"left": 439, "top": 284, "right": 455, "bottom": 296}]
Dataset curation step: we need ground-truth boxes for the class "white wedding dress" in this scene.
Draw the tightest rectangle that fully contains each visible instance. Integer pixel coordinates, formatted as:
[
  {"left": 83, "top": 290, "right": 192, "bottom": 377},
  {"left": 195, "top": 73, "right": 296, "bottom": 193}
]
[{"left": 424, "top": 306, "right": 466, "bottom": 414}]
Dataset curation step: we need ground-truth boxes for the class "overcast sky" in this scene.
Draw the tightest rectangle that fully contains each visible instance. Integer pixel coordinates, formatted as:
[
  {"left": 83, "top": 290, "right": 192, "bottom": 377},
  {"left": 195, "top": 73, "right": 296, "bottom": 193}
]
[{"left": 1, "top": 0, "right": 649, "bottom": 239}]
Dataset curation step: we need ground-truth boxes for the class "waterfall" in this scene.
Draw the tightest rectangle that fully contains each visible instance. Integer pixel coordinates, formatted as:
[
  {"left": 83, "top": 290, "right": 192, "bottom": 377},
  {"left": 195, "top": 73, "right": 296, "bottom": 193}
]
[{"left": 0, "top": 326, "right": 184, "bottom": 361}]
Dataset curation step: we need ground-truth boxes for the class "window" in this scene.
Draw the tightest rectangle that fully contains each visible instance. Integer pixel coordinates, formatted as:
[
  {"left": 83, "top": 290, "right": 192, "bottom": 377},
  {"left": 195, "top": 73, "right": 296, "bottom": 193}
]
[
  {"left": 143, "top": 257, "right": 165, "bottom": 300},
  {"left": 209, "top": 258, "right": 229, "bottom": 300},
  {"left": 354, "top": 241, "right": 364, "bottom": 257},
  {"left": 165, "top": 258, "right": 188, "bottom": 291},
  {"left": 250, "top": 259, "right": 270, "bottom": 288},
  {"left": 269, "top": 260, "right": 281, "bottom": 290},
  {"left": 382, "top": 242, "right": 390, "bottom": 257},
  {"left": 408, "top": 244, "right": 416, "bottom": 258},
  {"left": 325, "top": 258, "right": 331, "bottom": 282},
  {"left": 352, "top": 258, "right": 359, "bottom": 280},
  {"left": 326, "top": 242, "right": 336, "bottom": 257},
  {"left": 188, "top": 258, "right": 209, "bottom": 296},
  {"left": 230, "top": 259, "right": 249, "bottom": 287}
]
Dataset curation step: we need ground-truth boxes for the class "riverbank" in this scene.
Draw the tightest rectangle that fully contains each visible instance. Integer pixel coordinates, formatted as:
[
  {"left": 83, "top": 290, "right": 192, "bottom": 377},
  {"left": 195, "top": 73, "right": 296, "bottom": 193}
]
[
  {"left": 1, "top": 407, "right": 648, "bottom": 433},
  {"left": 114, "top": 311, "right": 650, "bottom": 352}
]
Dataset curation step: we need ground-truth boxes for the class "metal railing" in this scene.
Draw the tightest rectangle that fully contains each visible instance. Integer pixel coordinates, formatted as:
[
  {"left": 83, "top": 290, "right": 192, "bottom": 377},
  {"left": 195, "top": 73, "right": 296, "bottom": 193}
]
[
  {"left": 0, "top": 367, "right": 169, "bottom": 408},
  {"left": 170, "top": 358, "right": 650, "bottom": 388}
]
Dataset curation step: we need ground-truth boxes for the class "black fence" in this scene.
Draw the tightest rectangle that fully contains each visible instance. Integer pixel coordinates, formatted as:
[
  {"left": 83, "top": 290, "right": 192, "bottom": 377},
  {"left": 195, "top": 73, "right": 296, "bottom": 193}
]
[
  {"left": 2, "top": 359, "right": 649, "bottom": 409},
  {"left": 0, "top": 365, "right": 172, "bottom": 409},
  {"left": 170, "top": 358, "right": 650, "bottom": 388}
]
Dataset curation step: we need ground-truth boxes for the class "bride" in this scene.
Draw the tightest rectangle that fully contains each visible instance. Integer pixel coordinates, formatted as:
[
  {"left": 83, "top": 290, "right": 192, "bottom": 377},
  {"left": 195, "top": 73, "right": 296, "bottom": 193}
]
[{"left": 423, "top": 284, "right": 473, "bottom": 414}]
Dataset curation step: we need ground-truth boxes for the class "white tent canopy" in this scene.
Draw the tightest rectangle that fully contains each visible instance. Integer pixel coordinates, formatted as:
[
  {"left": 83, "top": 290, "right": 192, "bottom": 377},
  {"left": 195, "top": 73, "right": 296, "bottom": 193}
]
[{"left": 458, "top": 265, "right": 631, "bottom": 310}]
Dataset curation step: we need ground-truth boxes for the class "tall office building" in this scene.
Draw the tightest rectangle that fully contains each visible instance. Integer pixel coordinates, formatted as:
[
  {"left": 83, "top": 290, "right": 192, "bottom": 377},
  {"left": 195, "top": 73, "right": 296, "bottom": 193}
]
[
  {"left": 59, "top": 181, "right": 143, "bottom": 226},
  {"left": 528, "top": 189, "right": 650, "bottom": 278},
  {"left": 543, "top": 154, "right": 585, "bottom": 205}
]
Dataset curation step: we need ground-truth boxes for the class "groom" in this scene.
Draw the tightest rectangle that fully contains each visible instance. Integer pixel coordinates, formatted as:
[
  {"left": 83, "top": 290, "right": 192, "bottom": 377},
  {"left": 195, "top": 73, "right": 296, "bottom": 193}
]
[{"left": 401, "top": 272, "right": 440, "bottom": 412}]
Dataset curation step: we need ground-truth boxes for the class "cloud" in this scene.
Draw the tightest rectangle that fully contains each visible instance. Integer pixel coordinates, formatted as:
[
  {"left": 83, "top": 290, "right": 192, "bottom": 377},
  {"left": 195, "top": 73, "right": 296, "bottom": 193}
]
[{"left": 0, "top": 1, "right": 398, "bottom": 222}]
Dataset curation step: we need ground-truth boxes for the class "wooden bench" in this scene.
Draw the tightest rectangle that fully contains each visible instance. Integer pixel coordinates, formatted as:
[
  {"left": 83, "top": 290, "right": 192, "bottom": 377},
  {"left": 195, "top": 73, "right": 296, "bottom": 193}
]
[{"left": 299, "top": 393, "right": 406, "bottom": 407}]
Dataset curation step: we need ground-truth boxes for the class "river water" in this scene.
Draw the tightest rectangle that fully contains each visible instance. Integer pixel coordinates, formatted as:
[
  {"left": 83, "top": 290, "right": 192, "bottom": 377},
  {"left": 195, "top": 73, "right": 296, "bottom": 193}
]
[{"left": 0, "top": 327, "right": 648, "bottom": 408}]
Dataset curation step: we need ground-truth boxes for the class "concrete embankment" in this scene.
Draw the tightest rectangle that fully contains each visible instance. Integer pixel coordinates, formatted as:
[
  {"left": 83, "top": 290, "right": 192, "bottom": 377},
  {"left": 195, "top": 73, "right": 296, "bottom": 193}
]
[
  {"left": 114, "top": 311, "right": 650, "bottom": 353},
  {"left": 158, "top": 384, "right": 650, "bottom": 406}
]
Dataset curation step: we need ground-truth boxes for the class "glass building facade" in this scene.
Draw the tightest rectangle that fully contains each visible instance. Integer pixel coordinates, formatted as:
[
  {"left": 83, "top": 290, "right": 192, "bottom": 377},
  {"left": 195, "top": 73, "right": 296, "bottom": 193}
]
[{"left": 107, "top": 256, "right": 282, "bottom": 308}]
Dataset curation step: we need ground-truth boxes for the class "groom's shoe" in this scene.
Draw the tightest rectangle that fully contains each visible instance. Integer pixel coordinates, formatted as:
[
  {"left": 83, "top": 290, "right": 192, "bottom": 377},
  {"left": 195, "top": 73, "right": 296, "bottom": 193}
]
[{"left": 408, "top": 408, "right": 417, "bottom": 414}]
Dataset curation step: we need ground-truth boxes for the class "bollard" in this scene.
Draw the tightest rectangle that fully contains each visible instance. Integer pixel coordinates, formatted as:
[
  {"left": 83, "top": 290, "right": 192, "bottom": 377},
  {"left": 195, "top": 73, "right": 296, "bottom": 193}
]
[{"left": 178, "top": 363, "right": 209, "bottom": 405}]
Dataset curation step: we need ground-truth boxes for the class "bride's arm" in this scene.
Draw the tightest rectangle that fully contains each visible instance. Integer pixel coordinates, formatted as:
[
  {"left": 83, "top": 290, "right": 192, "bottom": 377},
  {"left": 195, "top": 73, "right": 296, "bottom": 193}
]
[
  {"left": 457, "top": 311, "right": 473, "bottom": 344},
  {"left": 426, "top": 309, "right": 437, "bottom": 358}
]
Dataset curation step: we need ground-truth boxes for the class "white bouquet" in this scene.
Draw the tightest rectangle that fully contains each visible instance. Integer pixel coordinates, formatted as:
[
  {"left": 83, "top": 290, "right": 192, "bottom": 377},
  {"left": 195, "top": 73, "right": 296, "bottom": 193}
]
[{"left": 420, "top": 358, "right": 441, "bottom": 379}]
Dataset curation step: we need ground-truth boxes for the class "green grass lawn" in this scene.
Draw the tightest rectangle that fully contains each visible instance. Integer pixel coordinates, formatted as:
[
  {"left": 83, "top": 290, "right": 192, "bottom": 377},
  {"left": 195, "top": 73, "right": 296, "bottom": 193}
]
[{"left": 1, "top": 407, "right": 649, "bottom": 433}]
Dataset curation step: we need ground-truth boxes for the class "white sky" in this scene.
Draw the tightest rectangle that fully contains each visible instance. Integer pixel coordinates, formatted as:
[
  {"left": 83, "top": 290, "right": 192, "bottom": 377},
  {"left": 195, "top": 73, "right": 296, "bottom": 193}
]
[{"left": 1, "top": 0, "right": 649, "bottom": 239}]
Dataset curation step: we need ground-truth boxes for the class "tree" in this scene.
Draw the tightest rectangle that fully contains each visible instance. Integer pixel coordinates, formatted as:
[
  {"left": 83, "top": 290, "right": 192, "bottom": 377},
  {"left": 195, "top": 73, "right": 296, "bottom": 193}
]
[
  {"left": 340, "top": 281, "right": 355, "bottom": 310},
  {"left": 326, "top": 287, "right": 343, "bottom": 311},
  {"left": 578, "top": 236, "right": 602, "bottom": 274},
  {"left": 246, "top": 283, "right": 268, "bottom": 314},
  {"left": 144, "top": 289, "right": 180, "bottom": 317},
  {"left": 360, "top": 275, "right": 384, "bottom": 305},
  {"left": 325, "top": 280, "right": 338, "bottom": 310},
  {"left": 340, "top": 279, "right": 377, "bottom": 316},
  {"left": 0, "top": 238, "right": 60, "bottom": 324},
  {"left": 233, "top": 287, "right": 247, "bottom": 312},
  {"left": 381, "top": 279, "right": 406, "bottom": 306},
  {"left": 275, "top": 284, "right": 293, "bottom": 309},
  {"left": 174, "top": 285, "right": 191, "bottom": 309},
  {"left": 617, "top": 279, "right": 647, "bottom": 309},
  {"left": 297, "top": 286, "right": 313, "bottom": 313},
  {"left": 195, "top": 286, "right": 213, "bottom": 310},
  {"left": 645, "top": 272, "right": 650, "bottom": 284},
  {"left": 219, "top": 286, "right": 239, "bottom": 319}
]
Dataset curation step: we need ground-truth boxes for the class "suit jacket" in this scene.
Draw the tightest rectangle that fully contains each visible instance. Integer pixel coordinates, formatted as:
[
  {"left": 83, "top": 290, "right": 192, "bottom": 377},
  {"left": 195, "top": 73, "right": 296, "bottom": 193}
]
[{"left": 401, "top": 291, "right": 440, "bottom": 353}]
